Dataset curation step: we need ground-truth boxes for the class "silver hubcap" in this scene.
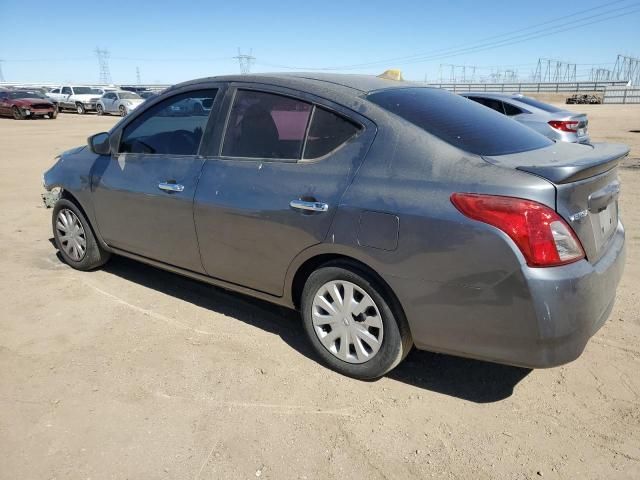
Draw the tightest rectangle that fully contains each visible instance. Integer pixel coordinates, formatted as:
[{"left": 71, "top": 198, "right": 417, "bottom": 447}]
[
  {"left": 312, "top": 280, "right": 383, "bottom": 364},
  {"left": 56, "top": 209, "right": 87, "bottom": 261}
]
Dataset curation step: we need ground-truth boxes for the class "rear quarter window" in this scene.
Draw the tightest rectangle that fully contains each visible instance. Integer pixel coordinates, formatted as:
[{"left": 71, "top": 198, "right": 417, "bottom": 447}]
[{"left": 368, "top": 87, "right": 552, "bottom": 156}]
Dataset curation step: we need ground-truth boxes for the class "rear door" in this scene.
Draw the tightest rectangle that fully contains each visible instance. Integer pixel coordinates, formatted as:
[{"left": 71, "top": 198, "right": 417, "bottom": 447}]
[
  {"left": 194, "top": 84, "right": 375, "bottom": 295},
  {"left": 91, "top": 86, "right": 223, "bottom": 272}
]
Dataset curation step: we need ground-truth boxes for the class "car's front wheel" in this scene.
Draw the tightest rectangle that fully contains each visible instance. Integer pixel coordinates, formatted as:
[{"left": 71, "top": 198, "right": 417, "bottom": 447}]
[
  {"left": 12, "top": 106, "right": 25, "bottom": 120},
  {"left": 301, "top": 263, "right": 412, "bottom": 379},
  {"left": 96, "top": 104, "right": 104, "bottom": 116},
  {"left": 119, "top": 105, "right": 127, "bottom": 116},
  {"left": 52, "top": 199, "right": 110, "bottom": 270}
]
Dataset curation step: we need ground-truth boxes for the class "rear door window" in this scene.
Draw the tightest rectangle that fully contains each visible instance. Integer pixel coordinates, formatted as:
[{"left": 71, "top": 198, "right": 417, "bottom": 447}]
[
  {"left": 61, "top": 87, "right": 71, "bottom": 95},
  {"left": 222, "top": 90, "right": 312, "bottom": 159},
  {"left": 468, "top": 96, "right": 505, "bottom": 114},
  {"left": 368, "top": 87, "right": 552, "bottom": 156},
  {"left": 119, "top": 89, "right": 218, "bottom": 155},
  {"left": 503, "top": 101, "right": 524, "bottom": 116},
  {"left": 303, "top": 107, "right": 361, "bottom": 159}
]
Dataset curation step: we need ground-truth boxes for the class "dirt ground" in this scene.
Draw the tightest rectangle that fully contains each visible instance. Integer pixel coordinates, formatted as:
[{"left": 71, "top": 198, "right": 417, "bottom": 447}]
[{"left": 1, "top": 103, "right": 639, "bottom": 480}]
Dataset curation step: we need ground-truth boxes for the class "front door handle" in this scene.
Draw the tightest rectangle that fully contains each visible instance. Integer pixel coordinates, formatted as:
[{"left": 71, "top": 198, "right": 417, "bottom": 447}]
[
  {"left": 158, "top": 182, "right": 184, "bottom": 193},
  {"left": 290, "top": 199, "right": 329, "bottom": 212}
]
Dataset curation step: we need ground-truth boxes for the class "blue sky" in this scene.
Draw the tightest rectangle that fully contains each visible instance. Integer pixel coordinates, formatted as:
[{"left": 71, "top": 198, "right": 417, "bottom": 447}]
[{"left": 1, "top": 0, "right": 638, "bottom": 84}]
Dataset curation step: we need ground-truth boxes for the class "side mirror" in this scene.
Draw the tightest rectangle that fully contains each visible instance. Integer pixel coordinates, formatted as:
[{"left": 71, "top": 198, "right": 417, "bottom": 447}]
[{"left": 88, "top": 132, "right": 111, "bottom": 155}]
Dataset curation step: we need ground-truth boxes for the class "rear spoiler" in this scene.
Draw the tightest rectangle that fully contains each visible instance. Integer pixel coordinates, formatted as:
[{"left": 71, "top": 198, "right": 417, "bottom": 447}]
[{"left": 516, "top": 143, "right": 628, "bottom": 184}]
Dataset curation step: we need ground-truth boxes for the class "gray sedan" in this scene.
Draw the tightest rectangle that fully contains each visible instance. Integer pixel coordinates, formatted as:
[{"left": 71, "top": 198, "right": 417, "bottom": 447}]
[
  {"left": 42, "top": 74, "right": 626, "bottom": 379},
  {"left": 460, "top": 92, "right": 590, "bottom": 144}
]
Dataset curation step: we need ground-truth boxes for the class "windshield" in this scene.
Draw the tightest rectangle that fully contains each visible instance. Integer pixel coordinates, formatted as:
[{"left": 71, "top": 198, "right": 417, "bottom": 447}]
[
  {"left": 9, "top": 91, "right": 47, "bottom": 100},
  {"left": 73, "top": 87, "right": 102, "bottom": 95},
  {"left": 513, "top": 96, "right": 565, "bottom": 113},
  {"left": 368, "top": 87, "right": 552, "bottom": 156},
  {"left": 119, "top": 92, "right": 142, "bottom": 99}
]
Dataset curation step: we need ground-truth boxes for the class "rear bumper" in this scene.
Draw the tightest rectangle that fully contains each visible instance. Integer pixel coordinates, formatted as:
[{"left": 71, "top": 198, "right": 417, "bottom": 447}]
[{"left": 393, "top": 221, "right": 625, "bottom": 368}]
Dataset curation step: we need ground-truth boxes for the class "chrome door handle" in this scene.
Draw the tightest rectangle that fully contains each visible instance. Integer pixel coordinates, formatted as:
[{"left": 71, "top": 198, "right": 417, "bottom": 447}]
[
  {"left": 158, "top": 182, "right": 184, "bottom": 192},
  {"left": 290, "top": 199, "right": 329, "bottom": 212}
]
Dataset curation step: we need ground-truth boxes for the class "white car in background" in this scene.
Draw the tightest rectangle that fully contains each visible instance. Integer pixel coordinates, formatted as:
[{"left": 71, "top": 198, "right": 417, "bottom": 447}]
[
  {"left": 96, "top": 91, "right": 145, "bottom": 116},
  {"left": 46, "top": 85, "right": 103, "bottom": 114}
]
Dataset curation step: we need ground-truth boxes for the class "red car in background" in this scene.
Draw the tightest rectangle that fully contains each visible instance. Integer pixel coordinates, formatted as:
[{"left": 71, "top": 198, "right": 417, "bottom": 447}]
[{"left": 0, "top": 90, "right": 57, "bottom": 120}]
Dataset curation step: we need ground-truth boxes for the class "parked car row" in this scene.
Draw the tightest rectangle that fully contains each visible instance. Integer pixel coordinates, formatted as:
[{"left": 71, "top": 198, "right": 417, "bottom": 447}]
[{"left": 44, "top": 85, "right": 159, "bottom": 115}]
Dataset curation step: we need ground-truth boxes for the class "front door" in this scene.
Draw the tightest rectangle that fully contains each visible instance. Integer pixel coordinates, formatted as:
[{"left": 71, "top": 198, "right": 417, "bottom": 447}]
[
  {"left": 194, "top": 85, "right": 375, "bottom": 295},
  {"left": 91, "top": 87, "right": 222, "bottom": 273},
  {"left": 60, "top": 86, "right": 73, "bottom": 108}
]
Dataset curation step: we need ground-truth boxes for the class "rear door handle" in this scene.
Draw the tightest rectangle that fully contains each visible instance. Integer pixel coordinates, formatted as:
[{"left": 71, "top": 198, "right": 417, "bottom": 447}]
[
  {"left": 158, "top": 182, "right": 184, "bottom": 193},
  {"left": 290, "top": 199, "right": 329, "bottom": 212}
]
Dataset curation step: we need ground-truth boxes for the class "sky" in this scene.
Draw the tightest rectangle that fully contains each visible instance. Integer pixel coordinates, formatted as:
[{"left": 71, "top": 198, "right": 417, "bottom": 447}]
[{"left": 1, "top": 0, "right": 639, "bottom": 85}]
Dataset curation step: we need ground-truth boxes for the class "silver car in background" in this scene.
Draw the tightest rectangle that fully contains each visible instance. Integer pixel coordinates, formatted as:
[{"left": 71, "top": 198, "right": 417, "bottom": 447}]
[
  {"left": 96, "top": 91, "right": 145, "bottom": 116},
  {"left": 461, "top": 92, "right": 590, "bottom": 144}
]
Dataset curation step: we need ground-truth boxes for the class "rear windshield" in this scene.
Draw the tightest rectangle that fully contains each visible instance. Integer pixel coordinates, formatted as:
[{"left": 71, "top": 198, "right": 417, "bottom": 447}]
[
  {"left": 367, "top": 87, "right": 552, "bottom": 156},
  {"left": 512, "top": 96, "right": 565, "bottom": 113}
]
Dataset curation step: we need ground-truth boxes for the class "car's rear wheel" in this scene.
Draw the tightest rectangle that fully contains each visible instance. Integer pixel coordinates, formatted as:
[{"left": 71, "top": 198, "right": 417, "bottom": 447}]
[
  {"left": 96, "top": 104, "right": 104, "bottom": 116},
  {"left": 76, "top": 103, "right": 86, "bottom": 114},
  {"left": 119, "top": 105, "right": 127, "bottom": 116},
  {"left": 12, "top": 106, "right": 25, "bottom": 120},
  {"left": 52, "top": 199, "right": 110, "bottom": 271},
  {"left": 49, "top": 109, "right": 58, "bottom": 119},
  {"left": 301, "top": 263, "right": 412, "bottom": 379}
]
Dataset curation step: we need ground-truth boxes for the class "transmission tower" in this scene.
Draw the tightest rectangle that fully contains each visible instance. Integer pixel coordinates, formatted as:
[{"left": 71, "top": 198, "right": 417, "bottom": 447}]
[
  {"left": 439, "top": 64, "right": 477, "bottom": 83},
  {"left": 612, "top": 54, "right": 640, "bottom": 85},
  {"left": 94, "top": 48, "right": 112, "bottom": 84},
  {"left": 136, "top": 66, "right": 141, "bottom": 85},
  {"left": 234, "top": 48, "right": 255, "bottom": 75},
  {"left": 590, "top": 68, "right": 611, "bottom": 82},
  {"left": 533, "top": 58, "right": 576, "bottom": 82},
  {"left": 0, "top": 60, "right": 5, "bottom": 83}
]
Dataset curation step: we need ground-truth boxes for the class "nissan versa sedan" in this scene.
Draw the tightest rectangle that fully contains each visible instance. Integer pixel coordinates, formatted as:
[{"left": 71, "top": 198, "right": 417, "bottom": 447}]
[
  {"left": 460, "top": 92, "right": 590, "bottom": 144},
  {"left": 42, "top": 74, "right": 627, "bottom": 379}
]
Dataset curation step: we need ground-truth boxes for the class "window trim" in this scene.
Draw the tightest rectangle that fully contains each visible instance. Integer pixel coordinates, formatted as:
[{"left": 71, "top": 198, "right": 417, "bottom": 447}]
[
  {"left": 217, "top": 85, "right": 366, "bottom": 164},
  {"left": 116, "top": 87, "right": 220, "bottom": 158}
]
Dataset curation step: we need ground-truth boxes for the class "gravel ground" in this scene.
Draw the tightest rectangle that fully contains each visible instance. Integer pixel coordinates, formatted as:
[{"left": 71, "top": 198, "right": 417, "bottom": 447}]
[{"left": 1, "top": 103, "right": 639, "bottom": 480}]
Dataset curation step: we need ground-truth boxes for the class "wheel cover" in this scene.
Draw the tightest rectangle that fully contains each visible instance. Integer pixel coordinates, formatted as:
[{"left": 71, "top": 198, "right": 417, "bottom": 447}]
[
  {"left": 55, "top": 209, "right": 87, "bottom": 261},
  {"left": 119, "top": 106, "right": 126, "bottom": 116},
  {"left": 77, "top": 105, "right": 83, "bottom": 113},
  {"left": 311, "top": 280, "right": 384, "bottom": 364}
]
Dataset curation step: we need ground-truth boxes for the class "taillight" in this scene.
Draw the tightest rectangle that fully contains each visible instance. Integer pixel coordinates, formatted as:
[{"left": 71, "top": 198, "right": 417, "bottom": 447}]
[
  {"left": 548, "top": 120, "right": 579, "bottom": 132},
  {"left": 450, "top": 193, "right": 585, "bottom": 267}
]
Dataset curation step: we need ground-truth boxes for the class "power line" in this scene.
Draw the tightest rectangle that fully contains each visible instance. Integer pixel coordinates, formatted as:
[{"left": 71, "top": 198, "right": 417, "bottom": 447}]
[{"left": 257, "top": 1, "right": 640, "bottom": 71}]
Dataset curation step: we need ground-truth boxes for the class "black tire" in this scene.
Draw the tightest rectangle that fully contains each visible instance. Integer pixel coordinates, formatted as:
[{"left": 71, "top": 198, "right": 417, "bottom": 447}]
[
  {"left": 96, "top": 104, "right": 104, "bottom": 116},
  {"left": 49, "top": 109, "right": 58, "bottom": 119},
  {"left": 119, "top": 105, "right": 127, "bottom": 116},
  {"left": 75, "top": 102, "right": 86, "bottom": 114},
  {"left": 12, "top": 106, "right": 25, "bottom": 120},
  {"left": 301, "top": 263, "right": 412, "bottom": 380},
  {"left": 52, "top": 198, "right": 110, "bottom": 271}
]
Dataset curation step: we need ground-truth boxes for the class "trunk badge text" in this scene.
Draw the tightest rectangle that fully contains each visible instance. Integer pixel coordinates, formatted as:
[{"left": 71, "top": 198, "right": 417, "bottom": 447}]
[{"left": 569, "top": 209, "right": 589, "bottom": 222}]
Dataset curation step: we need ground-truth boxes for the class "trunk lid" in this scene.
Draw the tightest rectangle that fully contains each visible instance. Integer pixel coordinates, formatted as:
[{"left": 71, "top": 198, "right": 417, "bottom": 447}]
[{"left": 483, "top": 142, "right": 629, "bottom": 262}]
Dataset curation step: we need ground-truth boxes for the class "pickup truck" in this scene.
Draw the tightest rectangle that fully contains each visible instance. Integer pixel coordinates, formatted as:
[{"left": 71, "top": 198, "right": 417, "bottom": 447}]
[{"left": 46, "top": 86, "right": 104, "bottom": 114}]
